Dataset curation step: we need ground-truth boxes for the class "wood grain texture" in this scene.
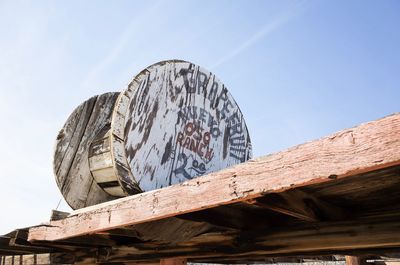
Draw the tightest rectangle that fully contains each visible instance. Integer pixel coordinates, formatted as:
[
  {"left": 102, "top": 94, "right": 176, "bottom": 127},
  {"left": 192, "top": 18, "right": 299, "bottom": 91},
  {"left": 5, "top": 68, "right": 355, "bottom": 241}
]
[
  {"left": 111, "top": 60, "right": 252, "bottom": 193},
  {"left": 109, "top": 92, "right": 142, "bottom": 196},
  {"left": 50, "top": 210, "right": 69, "bottom": 221},
  {"left": 249, "top": 189, "right": 346, "bottom": 222},
  {"left": 47, "top": 213, "right": 400, "bottom": 263},
  {"left": 160, "top": 258, "right": 186, "bottom": 265},
  {"left": 2, "top": 254, "right": 51, "bottom": 265},
  {"left": 53, "top": 92, "right": 121, "bottom": 209},
  {"left": 29, "top": 113, "right": 400, "bottom": 241},
  {"left": 345, "top": 256, "right": 367, "bottom": 265}
]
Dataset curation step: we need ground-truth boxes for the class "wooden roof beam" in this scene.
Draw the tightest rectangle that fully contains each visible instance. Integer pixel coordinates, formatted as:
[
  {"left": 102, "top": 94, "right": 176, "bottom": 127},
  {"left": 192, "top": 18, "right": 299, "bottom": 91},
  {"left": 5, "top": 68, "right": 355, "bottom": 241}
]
[
  {"left": 57, "top": 213, "right": 400, "bottom": 264},
  {"left": 246, "top": 189, "right": 346, "bottom": 222},
  {"left": 28, "top": 113, "right": 400, "bottom": 242}
]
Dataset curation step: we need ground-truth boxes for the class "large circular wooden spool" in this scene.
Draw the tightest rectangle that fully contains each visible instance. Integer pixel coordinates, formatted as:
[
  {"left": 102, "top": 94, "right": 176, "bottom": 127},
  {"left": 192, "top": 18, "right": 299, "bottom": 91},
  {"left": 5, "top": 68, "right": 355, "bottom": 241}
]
[
  {"left": 54, "top": 92, "right": 121, "bottom": 209},
  {"left": 54, "top": 60, "right": 252, "bottom": 209}
]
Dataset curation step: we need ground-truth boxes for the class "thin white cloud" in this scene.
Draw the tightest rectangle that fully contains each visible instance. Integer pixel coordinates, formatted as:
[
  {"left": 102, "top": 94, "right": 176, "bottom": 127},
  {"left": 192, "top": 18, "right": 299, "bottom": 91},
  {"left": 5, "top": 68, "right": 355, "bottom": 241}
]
[
  {"left": 80, "top": 0, "right": 166, "bottom": 91},
  {"left": 210, "top": 3, "right": 306, "bottom": 69}
]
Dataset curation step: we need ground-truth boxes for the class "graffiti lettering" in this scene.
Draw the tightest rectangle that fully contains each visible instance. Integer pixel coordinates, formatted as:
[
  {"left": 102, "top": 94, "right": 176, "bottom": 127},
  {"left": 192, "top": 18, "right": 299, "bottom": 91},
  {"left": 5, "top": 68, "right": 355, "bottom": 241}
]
[
  {"left": 180, "top": 68, "right": 210, "bottom": 95},
  {"left": 176, "top": 122, "right": 214, "bottom": 161},
  {"left": 178, "top": 106, "right": 220, "bottom": 137},
  {"left": 208, "top": 80, "right": 219, "bottom": 107},
  {"left": 173, "top": 153, "right": 207, "bottom": 180},
  {"left": 217, "top": 87, "right": 234, "bottom": 120},
  {"left": 226, "top": 112, "right": 247, "bottom": 162},
  {"left": 177, "top": 67, "right": 236, "bottom": 117}
]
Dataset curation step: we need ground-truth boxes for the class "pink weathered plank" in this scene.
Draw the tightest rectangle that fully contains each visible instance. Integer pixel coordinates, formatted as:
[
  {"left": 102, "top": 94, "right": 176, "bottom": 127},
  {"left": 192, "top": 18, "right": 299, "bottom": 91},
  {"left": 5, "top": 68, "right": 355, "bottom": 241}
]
[{"left": 29, "top": 113, "right": 400, "bottom": 242}]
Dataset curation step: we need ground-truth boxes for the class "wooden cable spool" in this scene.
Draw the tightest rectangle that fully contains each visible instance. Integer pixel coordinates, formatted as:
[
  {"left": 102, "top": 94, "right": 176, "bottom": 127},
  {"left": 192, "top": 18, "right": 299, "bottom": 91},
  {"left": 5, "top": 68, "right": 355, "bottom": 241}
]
[{"left": 54, "top": 60, "right": 252, "bottom": 210}]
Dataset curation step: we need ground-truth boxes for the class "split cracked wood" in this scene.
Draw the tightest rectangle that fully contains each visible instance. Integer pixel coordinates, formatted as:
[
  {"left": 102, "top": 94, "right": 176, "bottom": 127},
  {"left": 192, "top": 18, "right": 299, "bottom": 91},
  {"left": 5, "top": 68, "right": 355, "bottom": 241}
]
[
  {"left": 247, "top": 189, "right": 346, "bottom": 222},
  {"left": 50, "top": 213, "right": 400, "bottom": 263},
  {"left": 28, "top": 113, "right": 400, "bottom": 242}
]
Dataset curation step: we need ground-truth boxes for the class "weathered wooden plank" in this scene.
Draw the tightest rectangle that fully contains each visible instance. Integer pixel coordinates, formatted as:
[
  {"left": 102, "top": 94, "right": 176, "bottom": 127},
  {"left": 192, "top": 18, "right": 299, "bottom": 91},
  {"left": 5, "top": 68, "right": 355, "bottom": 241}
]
[
  {"left": 6, "top": 230, "right": 59, "bottom": 254},
  {"left": 192, "top": 256, "right": 340, "bottom": 264},
  {"left": 178, "top": 202, "right": 284, "bottom": 230},
  {"left": 54, "top": 97, "right": 95, "bottom": 206},
  {"left": 131, "top": 217, "right": 216, "bottom": 244},
  {"left": 50, "top": 210, "right": 69, "bottom": 221},
  {"left": 52, "top": 213, "right": 400, "bottom": 263},
  {"left": 345, "top": 256, "right": 367, "bottom": 265},
  {"left": 29, "top": 113, "right": 400, "bottom": 241},
  {"left": 2, "top": 254, "right": 51, "bottom": 265},
  {"left": 301, "top": 166, "right": 400, "bottom": 212},
  {"left": 0, "top": 233, "right": 51, "bottom": 255},
  {"left": 160, "top": 258, "right": 186, "bottom": 265},
  {"left": 247, "top": 189, "right": 346, "bottom": 222},
  {"left": 53, "top": 103, "right": 85, "bottom": 178}
]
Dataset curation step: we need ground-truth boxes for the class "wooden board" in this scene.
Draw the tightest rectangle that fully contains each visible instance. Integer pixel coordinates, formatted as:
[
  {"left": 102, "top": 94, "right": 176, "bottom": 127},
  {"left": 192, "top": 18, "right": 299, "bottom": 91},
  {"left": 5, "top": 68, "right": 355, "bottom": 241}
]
[
  {"left": 18, "top": 212, "right": 400, "bottom": 263},
  {"left": 2, "top": 113, "right": 400, "bottom": 263},
  {"left": 110, "top": 60, "right": 252, "bottom": 192},
  {"left": 30, "top": 113, "right": 400, "bottom": 241},
  {"left": 60, "top": 214, "right": 400, "bottom": 262},
  {"left": 53, "top": 92, "right": 122, "bottom": 209},
  {"left": 1, "top": 254, "right": 51, "bottom": 265}
]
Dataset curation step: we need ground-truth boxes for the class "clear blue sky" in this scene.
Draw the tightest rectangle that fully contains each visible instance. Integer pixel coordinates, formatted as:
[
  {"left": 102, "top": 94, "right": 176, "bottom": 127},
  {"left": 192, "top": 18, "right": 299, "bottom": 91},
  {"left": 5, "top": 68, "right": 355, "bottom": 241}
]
[{"left": 0, "top": 0, "right": 399, "bottom": 234}]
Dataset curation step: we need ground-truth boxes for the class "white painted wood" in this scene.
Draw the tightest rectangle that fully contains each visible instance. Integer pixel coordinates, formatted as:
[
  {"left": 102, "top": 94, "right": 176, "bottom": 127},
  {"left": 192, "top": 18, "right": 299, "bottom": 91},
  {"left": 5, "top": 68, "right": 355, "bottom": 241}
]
[
  {"left": 110, "top": 60, "right": 252, "bottom": 193},
  {"left": 89, "top": 153, "right": 113, "bottom": 171},
  {"left": 90, "top": 167, "right": 116, "bottom": 183}
]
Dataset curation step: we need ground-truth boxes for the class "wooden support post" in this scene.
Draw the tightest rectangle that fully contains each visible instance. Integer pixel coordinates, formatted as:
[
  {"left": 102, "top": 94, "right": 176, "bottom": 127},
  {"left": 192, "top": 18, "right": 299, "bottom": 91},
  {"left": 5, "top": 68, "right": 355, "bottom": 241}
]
[
  {"left": 160, "top": 258, "right": 187, "bottom": 265},
  {"left": 345, "top": 256, "right": 367, "bottom": 265}
]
